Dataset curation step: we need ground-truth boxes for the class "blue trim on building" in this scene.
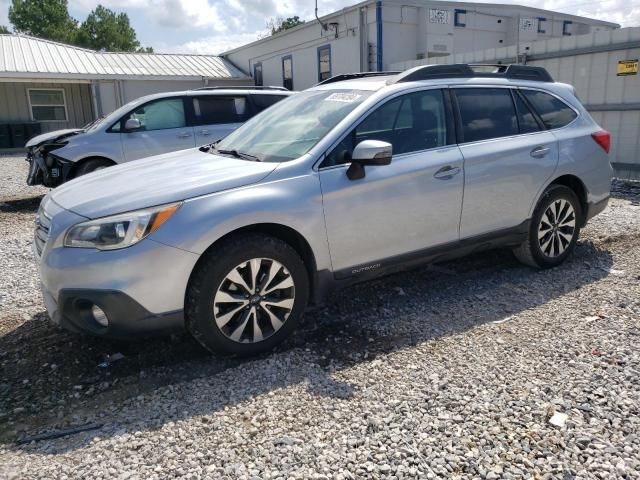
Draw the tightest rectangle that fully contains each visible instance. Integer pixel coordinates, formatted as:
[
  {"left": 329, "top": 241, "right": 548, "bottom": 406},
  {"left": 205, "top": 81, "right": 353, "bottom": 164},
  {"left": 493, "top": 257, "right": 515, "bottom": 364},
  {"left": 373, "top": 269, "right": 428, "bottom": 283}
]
[
  {"left": 317, "top": 44, "right": 332, "bottom": 82},
  {"left": 253, "top": 62, "right": 263, "bottom": 86},
  {"left": 281, "top": 54, "right": 293, "bottom": 90},
  {"left": 537, "top": 17, "right": 546, "bottom": 34},
  {"left": 376, "top": 1, "right": 383, "bottom": 72},
  {"left": 454, "top": 9, "right": 466, "bottom": 27}
]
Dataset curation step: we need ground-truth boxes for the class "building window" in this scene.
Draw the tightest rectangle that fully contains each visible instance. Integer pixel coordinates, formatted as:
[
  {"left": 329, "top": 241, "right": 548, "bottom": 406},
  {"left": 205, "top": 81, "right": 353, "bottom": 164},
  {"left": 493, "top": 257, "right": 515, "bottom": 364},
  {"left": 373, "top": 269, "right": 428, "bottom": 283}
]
[
  {"left": 454, "top": 9, "right": 466, "bottom": 27},
  {"left": 28, "top": 89, "right": 67, "bottom": 121},
  {"left": 317, "top": 45, "right": 331, "bottom": 82},
  {"left": 563, "top": 20, "right": 572, "bottom": 36},
  {"left": 254, "top": 63, "right": 263, "bottom": 86},
  {"left": 537, "top": 17, "right": 546, "bottom": 34},
  {"left": 282, "top": 55, "right": 293, "bottom": 90}
]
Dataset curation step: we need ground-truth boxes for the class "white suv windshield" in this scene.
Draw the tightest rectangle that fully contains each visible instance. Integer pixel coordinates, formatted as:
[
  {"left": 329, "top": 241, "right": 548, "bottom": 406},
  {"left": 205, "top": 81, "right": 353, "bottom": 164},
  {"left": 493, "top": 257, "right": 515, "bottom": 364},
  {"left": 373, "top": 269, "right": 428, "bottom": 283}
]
[{"left": 215, "top": 89, "right": 372, "bottom": 162}]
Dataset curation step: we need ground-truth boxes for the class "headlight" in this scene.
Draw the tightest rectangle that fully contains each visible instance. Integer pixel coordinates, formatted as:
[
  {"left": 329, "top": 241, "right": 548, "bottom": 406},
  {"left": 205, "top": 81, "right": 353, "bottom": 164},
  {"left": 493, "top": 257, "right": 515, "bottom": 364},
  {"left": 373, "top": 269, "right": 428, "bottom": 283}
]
[{"left": 64, "top": 203, "right": 181, "bottom": 250}]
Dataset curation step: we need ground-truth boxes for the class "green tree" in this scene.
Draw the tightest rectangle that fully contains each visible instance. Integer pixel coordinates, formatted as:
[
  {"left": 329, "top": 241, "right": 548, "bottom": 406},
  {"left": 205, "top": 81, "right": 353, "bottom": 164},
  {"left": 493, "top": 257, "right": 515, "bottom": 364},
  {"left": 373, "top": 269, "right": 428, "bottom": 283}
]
[
  {"left": 0, "top": 25, "right": 11, "bottom": 34},
  {"left": 9, "top": 0, "right": 77, "bottom": 42},
  {"left": 75, "top": 5, "right": 146, "bottom": 52},
  {"left": 267, "top": 16, "right": 305, "bottom": 35}
]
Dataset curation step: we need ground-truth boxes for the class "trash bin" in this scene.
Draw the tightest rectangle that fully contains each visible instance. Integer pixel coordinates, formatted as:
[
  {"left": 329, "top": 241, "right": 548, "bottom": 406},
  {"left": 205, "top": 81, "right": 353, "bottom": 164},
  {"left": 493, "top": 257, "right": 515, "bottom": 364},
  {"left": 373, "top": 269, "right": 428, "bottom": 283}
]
[
  {"left": 24, "top": 122, "right": 42, "bottom": 144},
  {"left": 9, "top": 123, "right": 27, "bottom": 148},
  {"left": 0, "top": 124, "right": 10, "bottom": 148}
]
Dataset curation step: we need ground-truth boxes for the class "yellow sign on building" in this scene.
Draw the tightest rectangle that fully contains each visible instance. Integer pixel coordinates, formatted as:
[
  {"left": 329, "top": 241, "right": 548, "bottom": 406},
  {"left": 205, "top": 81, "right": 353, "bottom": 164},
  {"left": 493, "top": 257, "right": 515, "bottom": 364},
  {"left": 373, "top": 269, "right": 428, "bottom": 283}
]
[{"left": 617, "top": 60, "right": 639, "bottom": 76}]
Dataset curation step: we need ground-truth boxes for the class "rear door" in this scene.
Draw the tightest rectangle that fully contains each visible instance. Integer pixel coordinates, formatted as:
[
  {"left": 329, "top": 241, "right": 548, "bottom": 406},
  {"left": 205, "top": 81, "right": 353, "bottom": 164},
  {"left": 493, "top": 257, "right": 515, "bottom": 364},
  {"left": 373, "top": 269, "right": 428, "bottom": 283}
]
[
  {"left": 190, "top": 94, "right": 250, "bottom": 145},
  {"left": 120, "top": 97, "right": 194, "bottom": 161},
  {"left": 453, "top": 87, "right": 559, "bottom": 239}
]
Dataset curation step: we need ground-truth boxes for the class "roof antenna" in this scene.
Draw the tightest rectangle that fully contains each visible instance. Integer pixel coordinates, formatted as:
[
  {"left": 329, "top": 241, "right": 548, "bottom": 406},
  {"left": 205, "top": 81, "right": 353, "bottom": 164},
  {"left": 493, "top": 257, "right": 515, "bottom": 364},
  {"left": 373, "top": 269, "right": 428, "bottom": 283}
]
[{"left": 315, "top": 0, "right": 328, "bottom": 31}]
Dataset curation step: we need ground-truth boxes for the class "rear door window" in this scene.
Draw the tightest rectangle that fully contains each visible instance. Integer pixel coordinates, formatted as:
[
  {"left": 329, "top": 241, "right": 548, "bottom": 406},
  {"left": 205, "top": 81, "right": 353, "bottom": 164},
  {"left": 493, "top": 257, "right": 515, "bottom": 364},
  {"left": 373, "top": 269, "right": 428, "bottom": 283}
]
[
  {"left": 521, "top": 90, "right": 577, "bottom": 129},
  {"left": 252, "top": 94, "right": 289, "bottom": 113},
  {"left": 455, "top": 88, "right": 518, "bottom": 143},
  {"left": 192, "top": 96, "right": 248, "bottom": 125}
]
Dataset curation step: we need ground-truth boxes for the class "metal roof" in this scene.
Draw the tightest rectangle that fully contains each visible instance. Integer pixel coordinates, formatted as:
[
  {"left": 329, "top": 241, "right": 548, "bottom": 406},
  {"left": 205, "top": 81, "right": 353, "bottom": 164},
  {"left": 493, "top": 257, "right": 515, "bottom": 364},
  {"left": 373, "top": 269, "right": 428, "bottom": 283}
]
[{"left": 0, "top": 34, "right": 249, "bottom": 81}]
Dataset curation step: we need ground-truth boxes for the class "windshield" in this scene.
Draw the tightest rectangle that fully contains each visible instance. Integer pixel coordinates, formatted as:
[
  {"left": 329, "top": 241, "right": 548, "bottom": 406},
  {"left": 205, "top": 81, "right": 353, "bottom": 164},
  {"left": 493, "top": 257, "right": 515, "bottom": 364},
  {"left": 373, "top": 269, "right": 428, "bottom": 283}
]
[{"left": 216, "top": 89, "right": 372, "bottom": 162}]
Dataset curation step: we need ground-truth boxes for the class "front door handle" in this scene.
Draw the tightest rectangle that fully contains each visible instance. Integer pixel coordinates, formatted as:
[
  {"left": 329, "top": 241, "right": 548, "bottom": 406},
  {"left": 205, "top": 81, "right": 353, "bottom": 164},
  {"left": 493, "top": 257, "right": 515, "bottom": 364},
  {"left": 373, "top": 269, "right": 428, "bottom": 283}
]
[
  {"left": 530, "top": 146, "right": 550, "bottom": 158},
  {"left": 177, "top": 132, "right": 192, "bottom": 139},
  {"left": 198, "top": 129, "right": 210, "bottom": 136},
  {"left": 434, "top": 165, "right": 461, "bottom": 180}
]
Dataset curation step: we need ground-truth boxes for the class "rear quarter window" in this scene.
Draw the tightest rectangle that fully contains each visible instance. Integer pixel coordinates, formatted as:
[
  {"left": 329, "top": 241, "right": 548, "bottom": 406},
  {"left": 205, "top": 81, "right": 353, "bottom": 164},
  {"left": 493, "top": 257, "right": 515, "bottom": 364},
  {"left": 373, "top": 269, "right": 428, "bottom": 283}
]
[{"left": 522, "top": 90, "right": 577, "bottom": 129}]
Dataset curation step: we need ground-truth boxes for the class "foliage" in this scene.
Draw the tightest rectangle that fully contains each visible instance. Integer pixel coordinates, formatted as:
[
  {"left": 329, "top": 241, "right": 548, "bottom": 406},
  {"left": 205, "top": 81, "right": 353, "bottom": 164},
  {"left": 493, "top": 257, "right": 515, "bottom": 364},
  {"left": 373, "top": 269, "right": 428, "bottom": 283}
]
[
  {"left": 9, "top": 0, "right": 77, "bottom": 43},
  {"left": 7, "top": 1, "right": 152, "bottom": 52},
  {"left": 75, "top": 5, "right": 142, "bottom": 52},
  {"left": 267, "top": 16, "right": 305, "bottom": 35},
  {"left": 0, "top": 25, "right": 11, "bottom": 34}
]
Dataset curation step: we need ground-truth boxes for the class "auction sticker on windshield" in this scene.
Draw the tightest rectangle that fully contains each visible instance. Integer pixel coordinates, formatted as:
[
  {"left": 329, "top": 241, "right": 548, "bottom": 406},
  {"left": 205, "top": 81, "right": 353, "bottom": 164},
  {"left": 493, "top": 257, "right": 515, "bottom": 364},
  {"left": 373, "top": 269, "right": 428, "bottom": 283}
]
[{"left": 325, "top": 92, "right": 362, "bottom": 103}]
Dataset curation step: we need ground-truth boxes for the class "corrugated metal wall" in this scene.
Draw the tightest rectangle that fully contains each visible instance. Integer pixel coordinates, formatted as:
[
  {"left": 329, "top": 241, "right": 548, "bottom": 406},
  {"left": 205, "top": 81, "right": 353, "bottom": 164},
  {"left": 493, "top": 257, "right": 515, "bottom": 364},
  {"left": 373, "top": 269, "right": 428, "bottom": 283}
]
[
  {"left": 390, "top": 27, "right": 640, "bottom": 180},
  {"left": 0, "top": 82, "right": 94, "bottom": 133}
]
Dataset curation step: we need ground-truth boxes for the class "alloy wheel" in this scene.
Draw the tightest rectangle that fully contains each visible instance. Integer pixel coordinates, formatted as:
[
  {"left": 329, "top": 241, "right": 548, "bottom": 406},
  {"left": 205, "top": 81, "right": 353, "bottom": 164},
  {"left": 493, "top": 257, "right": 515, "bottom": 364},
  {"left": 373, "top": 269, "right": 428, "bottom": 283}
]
[
  {"left": 213, "top": 258, "right": 295, "bottom": 343},
  {"left": 538, "top": 199, "right": 576, "bottom": 258}
]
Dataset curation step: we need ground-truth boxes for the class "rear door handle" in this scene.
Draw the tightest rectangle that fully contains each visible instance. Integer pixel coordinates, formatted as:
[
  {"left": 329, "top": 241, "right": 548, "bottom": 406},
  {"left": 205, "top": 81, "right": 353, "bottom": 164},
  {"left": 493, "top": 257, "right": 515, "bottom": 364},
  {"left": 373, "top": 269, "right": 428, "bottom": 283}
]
[
  {"left": 434, "top": 165, "right": 461, "bottom": 180},
  {"left": 198, "top": 129, "right": 210, "bottom": 136},
  {"left": 177, "top": 132, "right": 192, "bottom": 139},
  {"left": 530, "top": 146, "right": 550, "bottom": 158}
]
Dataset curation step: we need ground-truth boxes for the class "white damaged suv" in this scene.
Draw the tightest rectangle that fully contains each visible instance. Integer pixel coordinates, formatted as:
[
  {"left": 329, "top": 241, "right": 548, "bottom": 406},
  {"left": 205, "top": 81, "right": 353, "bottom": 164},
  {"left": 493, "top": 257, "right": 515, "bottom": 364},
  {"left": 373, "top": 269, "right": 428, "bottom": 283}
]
[{"left": 26, "top": 87, "right": 291, "bottom": 187}]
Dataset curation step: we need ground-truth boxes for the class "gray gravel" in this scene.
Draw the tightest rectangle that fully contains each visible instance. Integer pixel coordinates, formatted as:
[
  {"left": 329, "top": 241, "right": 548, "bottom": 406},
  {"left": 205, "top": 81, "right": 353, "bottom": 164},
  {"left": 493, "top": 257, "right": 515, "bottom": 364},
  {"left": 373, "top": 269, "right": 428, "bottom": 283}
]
[{"left": 1, "top": 155, "right": 639, "bottom": 479}]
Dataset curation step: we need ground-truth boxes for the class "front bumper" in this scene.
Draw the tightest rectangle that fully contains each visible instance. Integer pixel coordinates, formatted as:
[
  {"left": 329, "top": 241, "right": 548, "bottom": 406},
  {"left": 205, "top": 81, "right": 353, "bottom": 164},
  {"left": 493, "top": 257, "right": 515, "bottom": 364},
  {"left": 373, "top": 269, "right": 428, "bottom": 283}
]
[
  {"left": 42, "top": 284, "right": 183, "bottom": 339},
  {"left": 36, "top": 197, "right": 200, "bottom": 338},
  {"left": 26, "top": 150, "right": 73, "bottom": 187}
]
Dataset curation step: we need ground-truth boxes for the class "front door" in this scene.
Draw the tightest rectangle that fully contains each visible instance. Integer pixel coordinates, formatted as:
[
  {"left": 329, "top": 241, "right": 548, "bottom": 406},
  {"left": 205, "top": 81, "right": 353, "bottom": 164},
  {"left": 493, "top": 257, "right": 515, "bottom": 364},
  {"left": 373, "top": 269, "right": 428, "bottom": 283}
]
[
  {"left": 319, "top": 89, "right": 464, "bottom": 275},
  {"left": 121, "top": 97, "right": 195, "bottom": 162},
  {"left": 452, "top": 87, "right": 559, "bottom": 239}
]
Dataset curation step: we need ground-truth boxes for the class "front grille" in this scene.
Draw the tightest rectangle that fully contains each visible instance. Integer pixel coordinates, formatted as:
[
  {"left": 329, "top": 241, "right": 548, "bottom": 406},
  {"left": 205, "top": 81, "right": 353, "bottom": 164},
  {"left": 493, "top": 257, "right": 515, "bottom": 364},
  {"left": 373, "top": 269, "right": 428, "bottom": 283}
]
[{"left": 34, "top": 207, "right": 51, "bottom": 257}]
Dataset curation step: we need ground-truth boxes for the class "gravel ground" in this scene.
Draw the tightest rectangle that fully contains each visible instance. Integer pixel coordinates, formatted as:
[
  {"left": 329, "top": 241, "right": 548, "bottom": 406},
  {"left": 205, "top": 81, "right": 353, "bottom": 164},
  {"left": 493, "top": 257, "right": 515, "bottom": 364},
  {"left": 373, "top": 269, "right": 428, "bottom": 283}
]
[{"left": 1, "top": 155, "right": 639, "bottom": 479}]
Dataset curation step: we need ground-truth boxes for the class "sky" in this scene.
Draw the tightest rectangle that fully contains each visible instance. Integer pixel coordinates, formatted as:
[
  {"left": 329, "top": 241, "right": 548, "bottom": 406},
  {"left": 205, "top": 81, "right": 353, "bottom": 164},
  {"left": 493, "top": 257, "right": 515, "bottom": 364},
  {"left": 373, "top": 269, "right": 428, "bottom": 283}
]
[{"left": 0, "top": 0, "right": 639, "bottom": 54}]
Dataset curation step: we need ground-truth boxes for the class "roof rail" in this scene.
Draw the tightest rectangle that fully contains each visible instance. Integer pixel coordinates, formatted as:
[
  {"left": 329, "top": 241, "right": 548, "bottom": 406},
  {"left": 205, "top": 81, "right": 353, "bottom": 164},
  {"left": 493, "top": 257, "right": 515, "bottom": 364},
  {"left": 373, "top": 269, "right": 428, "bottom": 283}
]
[
  {"left": 193, "top": 85, "right": 290, "bottom": 91},
  {"left": 317, "top": 71, "right": 401, "bottom": 86},
  {"left": 392, "top": 64, "right": 554, "bottom": 83}
]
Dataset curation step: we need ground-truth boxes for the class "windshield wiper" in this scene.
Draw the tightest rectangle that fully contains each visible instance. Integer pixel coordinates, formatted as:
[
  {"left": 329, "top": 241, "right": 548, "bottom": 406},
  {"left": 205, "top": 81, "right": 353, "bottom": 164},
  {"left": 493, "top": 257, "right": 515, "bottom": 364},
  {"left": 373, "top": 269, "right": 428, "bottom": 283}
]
[{"left": 215, "top": 148, "right": 261, "bottom": 162}]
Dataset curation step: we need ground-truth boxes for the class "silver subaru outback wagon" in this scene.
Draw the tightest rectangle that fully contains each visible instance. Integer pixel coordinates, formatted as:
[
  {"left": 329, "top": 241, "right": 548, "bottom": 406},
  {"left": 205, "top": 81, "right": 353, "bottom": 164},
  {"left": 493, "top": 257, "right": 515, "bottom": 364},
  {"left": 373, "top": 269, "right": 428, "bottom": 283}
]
[{"left": 34, "top": 64, "right": 612, "bottom": 355}]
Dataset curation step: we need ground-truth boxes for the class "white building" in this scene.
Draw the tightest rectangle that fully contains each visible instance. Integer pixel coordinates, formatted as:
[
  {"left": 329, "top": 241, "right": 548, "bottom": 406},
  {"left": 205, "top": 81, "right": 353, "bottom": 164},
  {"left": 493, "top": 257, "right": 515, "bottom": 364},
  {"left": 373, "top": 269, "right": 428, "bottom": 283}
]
[{"left": 223, "top": 0, "right": 619, "bottom": 91}]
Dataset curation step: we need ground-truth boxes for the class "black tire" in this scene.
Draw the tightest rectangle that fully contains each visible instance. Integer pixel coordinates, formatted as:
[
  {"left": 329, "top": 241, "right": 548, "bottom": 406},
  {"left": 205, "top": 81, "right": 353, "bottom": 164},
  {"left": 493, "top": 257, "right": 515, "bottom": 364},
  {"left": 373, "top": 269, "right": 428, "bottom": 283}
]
[
  {"left": 513, "top": 184, "right": 582, "bottom": 269},
  {"left": 74, "top": 158, "right": 114, "bottom": 178},
  {"left": 186, "top": 233, "right": 309, "bottom": 356}
]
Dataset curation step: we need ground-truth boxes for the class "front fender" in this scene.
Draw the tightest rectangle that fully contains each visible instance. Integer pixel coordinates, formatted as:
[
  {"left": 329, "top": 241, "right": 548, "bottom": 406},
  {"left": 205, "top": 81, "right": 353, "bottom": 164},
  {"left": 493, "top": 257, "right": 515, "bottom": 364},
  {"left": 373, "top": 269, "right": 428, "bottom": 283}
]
[
  {"left": 149, "top": 169, "right": 332, "bottom": 275},
  {"left": 52, "top": 133, "right": 123, "bottom": 164}
]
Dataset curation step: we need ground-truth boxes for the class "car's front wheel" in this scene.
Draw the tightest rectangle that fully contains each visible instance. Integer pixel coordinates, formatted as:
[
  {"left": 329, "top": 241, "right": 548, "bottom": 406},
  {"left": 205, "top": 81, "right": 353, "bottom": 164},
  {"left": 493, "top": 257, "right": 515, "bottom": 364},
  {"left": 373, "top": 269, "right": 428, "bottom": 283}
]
[
  {"left": 74, "top": 158, "right": 114, "bottom": 178},
  {"left": 513, "top": 184, "right": 582, "bottom": 268},
  {"left": 186, "top": 234, "right": 309, "bottom": 355}
]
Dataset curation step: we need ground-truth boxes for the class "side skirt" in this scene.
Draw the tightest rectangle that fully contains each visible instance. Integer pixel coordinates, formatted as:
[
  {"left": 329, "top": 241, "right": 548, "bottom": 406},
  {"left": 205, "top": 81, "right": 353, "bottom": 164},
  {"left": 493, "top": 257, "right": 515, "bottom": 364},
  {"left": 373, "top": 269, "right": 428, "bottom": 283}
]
[{"left": 312, "top": 220, "right": 530, "bottom": 303}]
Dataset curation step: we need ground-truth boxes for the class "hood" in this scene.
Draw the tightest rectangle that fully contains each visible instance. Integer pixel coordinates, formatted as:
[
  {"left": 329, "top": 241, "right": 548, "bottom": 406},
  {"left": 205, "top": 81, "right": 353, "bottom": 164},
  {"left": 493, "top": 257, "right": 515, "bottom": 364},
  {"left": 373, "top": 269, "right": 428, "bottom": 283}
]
[
  {"left": 26, "top": 129, "right": 83, "bottom": 149},
  {"left": 50, "top": 148, "right": 279, "bottom": 218}
]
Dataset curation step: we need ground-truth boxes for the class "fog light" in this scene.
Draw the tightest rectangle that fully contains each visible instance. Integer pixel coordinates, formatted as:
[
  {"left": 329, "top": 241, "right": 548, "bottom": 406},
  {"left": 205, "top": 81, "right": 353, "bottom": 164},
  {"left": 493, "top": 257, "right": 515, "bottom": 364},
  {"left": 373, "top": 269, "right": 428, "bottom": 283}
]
[{"left": 92, "top": 305, "right": 109, "bottom": 327}]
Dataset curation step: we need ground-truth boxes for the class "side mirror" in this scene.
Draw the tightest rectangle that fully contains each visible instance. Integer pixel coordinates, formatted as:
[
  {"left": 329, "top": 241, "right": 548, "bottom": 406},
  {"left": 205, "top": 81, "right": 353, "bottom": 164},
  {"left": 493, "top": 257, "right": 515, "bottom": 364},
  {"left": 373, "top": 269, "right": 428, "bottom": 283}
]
[
  {"left": 346, "top": 140, "right": 393, "bottom": 180},
  {"left": 124, "top": 118, "right": 142, "bottom": 131}
]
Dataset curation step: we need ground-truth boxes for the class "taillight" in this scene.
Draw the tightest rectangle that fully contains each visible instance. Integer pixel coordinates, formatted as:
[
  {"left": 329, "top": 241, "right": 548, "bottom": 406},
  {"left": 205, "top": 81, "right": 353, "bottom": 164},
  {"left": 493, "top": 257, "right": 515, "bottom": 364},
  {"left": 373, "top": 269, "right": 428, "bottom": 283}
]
[{"left": 591, "top": 130, "right": 611, "bottom": 154}]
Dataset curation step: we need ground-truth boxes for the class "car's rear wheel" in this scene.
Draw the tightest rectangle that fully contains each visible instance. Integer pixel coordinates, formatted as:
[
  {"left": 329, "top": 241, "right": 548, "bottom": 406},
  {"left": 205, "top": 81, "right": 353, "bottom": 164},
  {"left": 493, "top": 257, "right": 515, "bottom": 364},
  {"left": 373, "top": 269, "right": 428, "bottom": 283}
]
[
  {"left": 186, "top": 234, "right": 309, "bottom": 355},
  {"left": 513, "top": 184, "right": 582, "bottom": 268},
  {"left": 74, "top": 158, "right": 114, "bottom": 178}
]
